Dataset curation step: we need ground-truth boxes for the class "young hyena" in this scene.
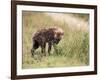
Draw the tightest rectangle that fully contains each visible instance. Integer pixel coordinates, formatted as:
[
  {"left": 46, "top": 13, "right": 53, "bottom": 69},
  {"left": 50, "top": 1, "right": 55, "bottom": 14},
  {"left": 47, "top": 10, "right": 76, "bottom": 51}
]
[{"left": 31, "top": 27, "right": 64, "bottom": 56}]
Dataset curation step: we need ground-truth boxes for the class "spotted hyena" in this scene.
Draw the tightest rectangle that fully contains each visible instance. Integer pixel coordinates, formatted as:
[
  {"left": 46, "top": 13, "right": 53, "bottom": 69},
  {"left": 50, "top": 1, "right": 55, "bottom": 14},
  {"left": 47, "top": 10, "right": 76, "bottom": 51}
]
[{"left": 31, "top": 27, "right": 64, "bottom": 56}]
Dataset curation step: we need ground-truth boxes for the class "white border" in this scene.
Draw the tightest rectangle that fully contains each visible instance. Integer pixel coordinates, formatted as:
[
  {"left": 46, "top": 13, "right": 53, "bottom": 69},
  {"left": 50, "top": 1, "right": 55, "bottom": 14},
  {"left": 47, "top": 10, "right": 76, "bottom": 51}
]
[{"left": 17, "top": 5, "right": 94, "bottom": 75}]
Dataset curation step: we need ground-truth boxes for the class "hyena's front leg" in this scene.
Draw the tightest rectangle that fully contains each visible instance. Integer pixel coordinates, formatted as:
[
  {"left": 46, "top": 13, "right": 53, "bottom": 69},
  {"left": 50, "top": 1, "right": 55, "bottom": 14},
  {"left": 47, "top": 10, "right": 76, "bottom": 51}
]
[
  {"left": 48, "top": 42, "right": 53, "bottom": 55},
  {"left": 41, "top": 42, "right": 46, "bottom": 56},
  {"left": 31, "top": 40, "right": 39, "bottom": 57}
]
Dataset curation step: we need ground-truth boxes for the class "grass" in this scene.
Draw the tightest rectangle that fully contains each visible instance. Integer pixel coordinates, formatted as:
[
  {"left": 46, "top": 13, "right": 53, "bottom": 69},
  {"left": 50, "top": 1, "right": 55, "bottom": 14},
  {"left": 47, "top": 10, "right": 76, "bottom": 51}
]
[{"left": 22, "top": 11, "right": 89, "bottom": 69}]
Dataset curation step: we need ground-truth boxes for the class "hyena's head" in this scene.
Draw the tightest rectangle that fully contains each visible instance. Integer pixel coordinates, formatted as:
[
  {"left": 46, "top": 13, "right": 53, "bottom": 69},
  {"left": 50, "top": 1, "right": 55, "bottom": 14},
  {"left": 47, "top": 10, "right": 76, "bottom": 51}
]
[{"left": 53, "top": 27, "right": 64, "bottom": 44}]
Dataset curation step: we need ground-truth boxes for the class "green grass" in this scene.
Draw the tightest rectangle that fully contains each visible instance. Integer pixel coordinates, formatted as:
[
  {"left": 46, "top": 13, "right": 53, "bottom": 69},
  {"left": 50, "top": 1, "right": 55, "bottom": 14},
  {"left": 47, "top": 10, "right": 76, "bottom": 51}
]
[{"left": 22, "top": 11, "right": 89, "bottom": 69}]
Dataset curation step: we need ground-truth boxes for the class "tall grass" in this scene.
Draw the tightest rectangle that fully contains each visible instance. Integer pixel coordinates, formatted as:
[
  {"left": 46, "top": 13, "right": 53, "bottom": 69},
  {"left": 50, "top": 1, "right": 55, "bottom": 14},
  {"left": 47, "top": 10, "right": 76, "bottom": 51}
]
[{"left": 22, "top": 11, "right": 89, "bottom": 69}]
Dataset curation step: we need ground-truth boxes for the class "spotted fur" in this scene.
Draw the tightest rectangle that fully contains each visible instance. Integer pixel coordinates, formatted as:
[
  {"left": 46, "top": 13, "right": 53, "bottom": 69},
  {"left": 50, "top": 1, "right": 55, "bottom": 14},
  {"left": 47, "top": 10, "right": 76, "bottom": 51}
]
[{"left": 31, "top": 27, "right": 64, "bottom": 56}]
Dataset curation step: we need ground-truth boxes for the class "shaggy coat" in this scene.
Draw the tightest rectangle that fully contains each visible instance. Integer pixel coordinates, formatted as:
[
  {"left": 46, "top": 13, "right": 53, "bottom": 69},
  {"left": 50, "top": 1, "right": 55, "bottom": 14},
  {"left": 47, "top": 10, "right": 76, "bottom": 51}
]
[{"left": 31, "top": 27, "right": 64, "bottom": 56}]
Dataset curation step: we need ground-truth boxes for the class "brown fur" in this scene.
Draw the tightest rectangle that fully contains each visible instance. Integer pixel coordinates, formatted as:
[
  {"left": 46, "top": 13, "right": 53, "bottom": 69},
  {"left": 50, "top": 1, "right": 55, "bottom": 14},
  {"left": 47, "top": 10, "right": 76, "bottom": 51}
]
[{"left": 31, "top": 27, "right": 64, "bottom": 56}]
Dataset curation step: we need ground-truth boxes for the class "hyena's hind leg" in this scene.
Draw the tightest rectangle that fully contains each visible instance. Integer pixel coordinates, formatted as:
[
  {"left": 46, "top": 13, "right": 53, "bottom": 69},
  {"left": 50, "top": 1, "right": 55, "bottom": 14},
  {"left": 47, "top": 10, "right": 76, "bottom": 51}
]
[{"left": 31, "top": 40, "right": 39, "bottom": 56}]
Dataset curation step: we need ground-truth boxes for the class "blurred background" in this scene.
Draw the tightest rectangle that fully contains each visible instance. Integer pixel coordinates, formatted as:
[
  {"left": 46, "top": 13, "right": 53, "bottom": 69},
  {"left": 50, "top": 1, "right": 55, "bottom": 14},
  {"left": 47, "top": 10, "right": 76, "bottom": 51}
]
[{"left": 22, "top": 11, "right": 89, "bottom": 69}]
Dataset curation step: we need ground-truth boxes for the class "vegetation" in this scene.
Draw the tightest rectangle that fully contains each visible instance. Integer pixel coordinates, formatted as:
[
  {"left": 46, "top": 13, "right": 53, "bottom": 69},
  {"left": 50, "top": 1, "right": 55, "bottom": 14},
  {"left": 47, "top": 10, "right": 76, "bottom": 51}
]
[{"left": 22, "top": 11, "right": 89, "bottom": 69}]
